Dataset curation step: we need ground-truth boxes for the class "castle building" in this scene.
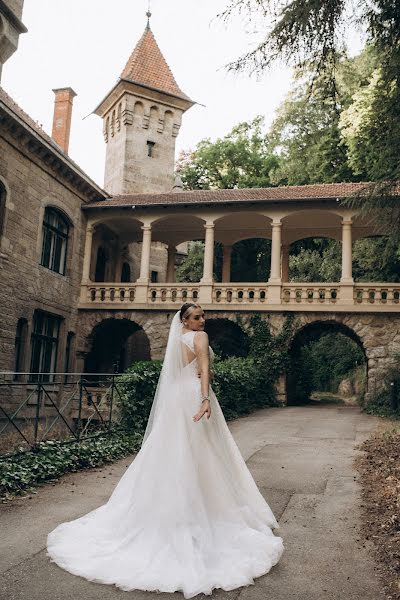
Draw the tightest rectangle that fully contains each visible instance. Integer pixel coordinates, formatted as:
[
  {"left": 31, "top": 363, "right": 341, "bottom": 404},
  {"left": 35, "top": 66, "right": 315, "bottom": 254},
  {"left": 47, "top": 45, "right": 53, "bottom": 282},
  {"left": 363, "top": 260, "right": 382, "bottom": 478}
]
[{"left": 0, "top": 0, "right": 399, "bottom": 411}]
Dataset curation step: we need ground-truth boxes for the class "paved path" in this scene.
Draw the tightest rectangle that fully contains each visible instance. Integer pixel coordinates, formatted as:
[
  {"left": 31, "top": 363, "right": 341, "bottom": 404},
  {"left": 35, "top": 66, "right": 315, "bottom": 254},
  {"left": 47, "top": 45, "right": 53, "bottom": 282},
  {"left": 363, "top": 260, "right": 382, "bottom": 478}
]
[{"left": 0, "top": 403, "right": 385, "bottom": 600}]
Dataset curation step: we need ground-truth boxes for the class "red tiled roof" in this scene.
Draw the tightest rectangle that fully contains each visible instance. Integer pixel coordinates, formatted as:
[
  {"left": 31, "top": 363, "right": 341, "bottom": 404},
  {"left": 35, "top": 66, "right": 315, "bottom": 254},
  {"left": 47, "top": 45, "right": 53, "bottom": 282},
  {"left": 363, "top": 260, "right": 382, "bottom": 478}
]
[
  {"left": 84, "top": 182, "right": 375, "bottom": 209},
  {"left": 120, "top": 25, "right": 191, "bottom": 101}
]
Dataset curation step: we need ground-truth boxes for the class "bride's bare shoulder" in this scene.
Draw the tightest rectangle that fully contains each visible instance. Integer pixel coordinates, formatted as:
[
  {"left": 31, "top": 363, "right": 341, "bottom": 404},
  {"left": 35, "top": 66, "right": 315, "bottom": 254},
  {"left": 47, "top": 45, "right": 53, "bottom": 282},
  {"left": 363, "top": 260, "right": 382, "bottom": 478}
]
[{"left": 193, "top": 330, "right": 209, "bottom": 349}]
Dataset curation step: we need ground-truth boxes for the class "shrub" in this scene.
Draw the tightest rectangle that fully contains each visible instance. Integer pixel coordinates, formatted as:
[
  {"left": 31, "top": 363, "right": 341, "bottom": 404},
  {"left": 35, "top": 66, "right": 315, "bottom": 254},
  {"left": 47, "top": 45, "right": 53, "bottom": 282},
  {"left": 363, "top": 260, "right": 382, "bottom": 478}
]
[
  {"left": 117, "top": 361, "right": 162, "bottom": 433},
  {"left": 363, "top": 353, "right": 400, "bottom": 419}
]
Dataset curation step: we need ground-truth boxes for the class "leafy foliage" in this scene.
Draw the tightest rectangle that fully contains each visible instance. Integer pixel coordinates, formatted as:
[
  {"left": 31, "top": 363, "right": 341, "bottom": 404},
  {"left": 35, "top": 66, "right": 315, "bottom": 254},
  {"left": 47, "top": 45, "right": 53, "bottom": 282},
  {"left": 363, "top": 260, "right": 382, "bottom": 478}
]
[
  {"left": 176, "top": 117, "right": 278, "bottom": 190},
  {"left": 364, "top": 354, "right": 400, "bottom": 419},
  {"left": 175, "top": 241, "right": 205, "bottom": 283},
  {"left": 0, "top": 430, "right": 142, "bottom": 499},
  {"left": 299, "top": 333, "right": 365, "bottom": 393}
]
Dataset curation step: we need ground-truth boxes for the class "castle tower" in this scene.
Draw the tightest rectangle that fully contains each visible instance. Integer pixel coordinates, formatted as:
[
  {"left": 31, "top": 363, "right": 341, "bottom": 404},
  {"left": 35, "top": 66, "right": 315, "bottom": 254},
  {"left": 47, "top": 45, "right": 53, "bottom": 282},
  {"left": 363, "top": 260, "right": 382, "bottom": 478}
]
[
  {"left": 0, "top": 0, "right": 27, "bottom": 82},
  {"left": 94, "top": 13, "right": 194, "bottom": 195}
]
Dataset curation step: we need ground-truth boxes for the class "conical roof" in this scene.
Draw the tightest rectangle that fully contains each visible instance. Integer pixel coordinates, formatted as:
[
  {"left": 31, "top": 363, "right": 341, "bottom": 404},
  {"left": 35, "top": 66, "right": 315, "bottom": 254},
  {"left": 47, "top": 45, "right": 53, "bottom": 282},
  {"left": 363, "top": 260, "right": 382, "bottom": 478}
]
[{"left": 120, "top": 24, "right": 191, "bottom": 101}]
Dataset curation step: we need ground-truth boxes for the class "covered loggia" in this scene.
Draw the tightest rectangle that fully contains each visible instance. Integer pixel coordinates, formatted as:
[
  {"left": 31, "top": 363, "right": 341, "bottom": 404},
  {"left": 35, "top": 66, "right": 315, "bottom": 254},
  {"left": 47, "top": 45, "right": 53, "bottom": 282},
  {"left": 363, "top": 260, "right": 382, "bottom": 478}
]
[
  {"left": 84, "top": 318, "right": 151, "bottom": 376},
  {"left": 286, "top": 320, "right": 367, "bottom": 405}
]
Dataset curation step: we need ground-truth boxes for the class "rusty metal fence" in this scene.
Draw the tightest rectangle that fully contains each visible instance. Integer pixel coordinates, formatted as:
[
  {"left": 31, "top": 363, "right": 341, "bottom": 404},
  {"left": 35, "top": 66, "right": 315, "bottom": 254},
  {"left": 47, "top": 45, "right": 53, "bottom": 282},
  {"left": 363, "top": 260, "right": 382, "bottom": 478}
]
[{"left": 0, "top": 373, "right": 131, "bottom": 458}]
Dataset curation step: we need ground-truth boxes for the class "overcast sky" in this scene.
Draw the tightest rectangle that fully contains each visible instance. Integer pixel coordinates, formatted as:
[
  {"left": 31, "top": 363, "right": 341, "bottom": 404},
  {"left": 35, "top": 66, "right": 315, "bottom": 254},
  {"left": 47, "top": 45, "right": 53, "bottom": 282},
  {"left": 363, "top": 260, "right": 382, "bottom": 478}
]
[{"left": 2, "top": 1, "right": 363, "bottom": 188}]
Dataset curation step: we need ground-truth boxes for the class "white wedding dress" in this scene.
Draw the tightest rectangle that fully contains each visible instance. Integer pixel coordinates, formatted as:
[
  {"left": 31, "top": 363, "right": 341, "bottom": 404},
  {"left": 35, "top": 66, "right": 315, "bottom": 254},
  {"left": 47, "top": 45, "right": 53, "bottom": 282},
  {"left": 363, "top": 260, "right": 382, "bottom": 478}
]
[{"left": 47, "top": 315, "right": 284, "bottom": 598}]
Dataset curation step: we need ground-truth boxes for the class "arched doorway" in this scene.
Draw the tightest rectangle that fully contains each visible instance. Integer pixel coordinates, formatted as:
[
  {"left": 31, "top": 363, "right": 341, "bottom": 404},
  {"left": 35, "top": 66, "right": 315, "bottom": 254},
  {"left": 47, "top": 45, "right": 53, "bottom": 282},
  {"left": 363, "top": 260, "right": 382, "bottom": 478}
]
[
  {"left": 287, "top": 320, "right": 367, "bottom": 406},
  {"left": 205, "top": 318, "right": 250, "bottom": 358},
  {"left": 84, "top": 318, "right": 151, "bottom": 375}
]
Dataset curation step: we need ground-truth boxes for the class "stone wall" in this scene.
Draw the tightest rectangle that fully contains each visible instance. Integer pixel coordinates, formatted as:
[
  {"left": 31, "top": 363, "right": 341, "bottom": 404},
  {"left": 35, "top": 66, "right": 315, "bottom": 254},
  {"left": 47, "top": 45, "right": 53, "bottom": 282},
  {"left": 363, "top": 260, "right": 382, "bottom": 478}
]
[
  {"left": 0, "top": 129, "right": 88, "bottom": 373},
  {"left": 77, "top": 309, "right": 400, "bottom": 401}
]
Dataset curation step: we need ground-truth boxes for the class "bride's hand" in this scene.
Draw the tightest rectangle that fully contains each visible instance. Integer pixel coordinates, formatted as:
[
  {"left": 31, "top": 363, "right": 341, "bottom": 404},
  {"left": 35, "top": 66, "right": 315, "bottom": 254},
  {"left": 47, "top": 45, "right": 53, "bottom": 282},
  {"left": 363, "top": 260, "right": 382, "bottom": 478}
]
[{"left": 193, "top": 399, "right": 211, "bottom": 422}]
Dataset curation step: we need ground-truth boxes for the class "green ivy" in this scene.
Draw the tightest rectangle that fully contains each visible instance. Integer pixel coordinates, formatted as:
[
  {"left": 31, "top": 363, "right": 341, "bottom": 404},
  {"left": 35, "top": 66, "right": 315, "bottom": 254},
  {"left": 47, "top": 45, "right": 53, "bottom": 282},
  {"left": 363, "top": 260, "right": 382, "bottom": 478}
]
[{"left": 0, "top": 430, "right": 143, "bottom": 499}]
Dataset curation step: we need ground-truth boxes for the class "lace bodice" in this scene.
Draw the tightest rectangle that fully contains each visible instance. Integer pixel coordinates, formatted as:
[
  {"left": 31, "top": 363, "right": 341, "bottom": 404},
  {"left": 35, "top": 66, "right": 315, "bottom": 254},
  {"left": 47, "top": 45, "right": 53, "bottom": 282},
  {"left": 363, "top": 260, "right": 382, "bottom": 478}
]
[{"left": 181, "top": 330, "right": 214, "bottom": 366}]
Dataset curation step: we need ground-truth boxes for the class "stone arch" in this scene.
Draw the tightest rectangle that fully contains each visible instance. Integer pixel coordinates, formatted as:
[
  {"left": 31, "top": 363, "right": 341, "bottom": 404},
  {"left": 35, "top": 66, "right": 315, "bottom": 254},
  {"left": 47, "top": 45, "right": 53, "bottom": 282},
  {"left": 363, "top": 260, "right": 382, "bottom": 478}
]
[
  {"left": 282, "top": 210, "right": 343, "bottom": 244},
  {"left": 133, "top": 101, "right": 144, "bottom": 126},
  {"left": 286, "top": 317, "right": 367, "bottom": 405},
  {"left": 205, "top": 318, "right": 250, "bottom": 358},
  {"left": 83, "top": 318, "right": 151, "bottom": 375},
  {"left": 111, "top": 109, "right": 116, "bottom": 137},
  {"left": 149, "top": 105, "right": 159, "bottom": 128},
  {"left": 163, "top": 110, "right": 174, "bottom": 133}
]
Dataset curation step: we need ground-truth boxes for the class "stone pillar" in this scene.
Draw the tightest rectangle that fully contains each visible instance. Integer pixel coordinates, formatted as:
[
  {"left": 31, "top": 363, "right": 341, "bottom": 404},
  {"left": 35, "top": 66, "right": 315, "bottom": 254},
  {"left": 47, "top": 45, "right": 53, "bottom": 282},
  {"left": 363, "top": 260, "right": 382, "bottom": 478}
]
[
  {"left": 281, "top": 244, "right": 290, "bottom": 282},
  {"left": 82, "top": 224, "right": 93, "bottom": 282},
  {"left": 341, "top": 218, "right": 353, "bottom": 283},
  {"left": 268, "top": 220, "right": 282, "bottom": 304},
  {"left": 339, "top": 217, "right": 354, "bottom": 305},
  {"left": 199, "top": 222, "right": 215, "bottom": 304},
  {"left": 269, "top": 220, "right": 282, "bottom": 283},
  {"left": 201, "top": 223, "right": 215, "bottom": 283},
  {"left": 166, "top": 245, "right": 176, "bottom": 283},
  {"left": 222, "top": 244, "right": 232, "bottom": 283},
  {"left": 137, "top": 225, "right": 152, "bottom": 282}
]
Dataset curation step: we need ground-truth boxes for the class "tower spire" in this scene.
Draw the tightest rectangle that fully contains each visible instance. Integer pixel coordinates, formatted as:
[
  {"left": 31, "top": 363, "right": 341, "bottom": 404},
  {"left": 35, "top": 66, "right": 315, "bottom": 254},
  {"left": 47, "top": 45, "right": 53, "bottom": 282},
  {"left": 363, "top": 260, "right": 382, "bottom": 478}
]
[{"left": 146, "top": 0, "right": 151, "bottom": 30}]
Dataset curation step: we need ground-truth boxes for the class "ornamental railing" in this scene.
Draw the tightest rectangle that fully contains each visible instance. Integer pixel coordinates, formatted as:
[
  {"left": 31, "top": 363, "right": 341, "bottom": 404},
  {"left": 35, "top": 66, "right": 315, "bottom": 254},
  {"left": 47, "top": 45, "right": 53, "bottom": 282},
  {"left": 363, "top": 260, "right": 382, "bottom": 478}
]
[
  {"left": 79, "top": 282, "right": 400, "bottom": 310},
  {"left": 0, "top": 373, "right": 134, "bottom": 458}
]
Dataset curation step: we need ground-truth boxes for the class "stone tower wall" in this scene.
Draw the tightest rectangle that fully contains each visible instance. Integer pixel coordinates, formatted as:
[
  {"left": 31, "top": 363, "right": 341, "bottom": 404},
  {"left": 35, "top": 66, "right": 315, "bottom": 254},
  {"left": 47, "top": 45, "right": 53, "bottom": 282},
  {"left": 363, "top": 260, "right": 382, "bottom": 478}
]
[{"left": 103, "top": 95, "right": 182, "bottom": 195}]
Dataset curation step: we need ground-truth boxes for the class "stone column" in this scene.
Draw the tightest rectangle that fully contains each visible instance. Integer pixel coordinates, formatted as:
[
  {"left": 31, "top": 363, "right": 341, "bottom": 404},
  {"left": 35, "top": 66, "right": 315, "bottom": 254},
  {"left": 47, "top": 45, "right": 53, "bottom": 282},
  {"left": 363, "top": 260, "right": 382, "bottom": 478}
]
[
  {"left": 222, "top": 245, "right": 232, "bottom": 283},
  {"left": 268, "top": 220, "right": 282, "bottom": 304},
  {"left": 339, "top": 217, "right": 354, "bottom": 305},
  {"left": 201, "top": 223, "right": 215, "bottom": 283},
  {"left": 341, "top": 218, "right": 353, "bottom": 282},
  {"left": 137, "top": 225, "right": 152, "bottom": 282},
  {"left": 269, "top": 221, "right": 282, "bottom": 283},
  {"left": 199, "top": 222, "right": 215, "bottom": 304},
  {"left": 281, "top": 244, "right": 290, "bottom": 282},
  {"left": 166, "top": 245, "right": 176, "bottom": 283},
  {"left": 82, "top": 224, "right": 93, "bottom": 282}
]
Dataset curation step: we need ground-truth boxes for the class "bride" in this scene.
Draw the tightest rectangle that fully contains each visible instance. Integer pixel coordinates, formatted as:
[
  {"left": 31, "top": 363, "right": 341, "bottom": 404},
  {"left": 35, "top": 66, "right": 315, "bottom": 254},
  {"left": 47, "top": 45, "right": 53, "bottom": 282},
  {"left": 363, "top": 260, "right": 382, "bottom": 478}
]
[{"left": 47, "top": 303, "right": 284, "bottom": 598}]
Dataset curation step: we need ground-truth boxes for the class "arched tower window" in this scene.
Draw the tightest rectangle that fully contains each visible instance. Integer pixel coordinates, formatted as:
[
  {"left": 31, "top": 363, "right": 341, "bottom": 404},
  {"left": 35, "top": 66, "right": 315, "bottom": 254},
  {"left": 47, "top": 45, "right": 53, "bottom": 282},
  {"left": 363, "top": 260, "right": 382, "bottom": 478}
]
[
  {"left": 40, "top": 207, "right": 70, "bottom": 275},
  {"left": 121, "top": 262, "right": 131, "bottom": 283}
]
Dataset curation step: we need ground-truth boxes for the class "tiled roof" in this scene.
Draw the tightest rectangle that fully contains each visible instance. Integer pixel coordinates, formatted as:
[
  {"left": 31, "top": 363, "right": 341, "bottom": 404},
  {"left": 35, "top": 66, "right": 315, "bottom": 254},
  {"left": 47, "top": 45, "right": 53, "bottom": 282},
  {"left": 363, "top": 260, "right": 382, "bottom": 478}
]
[
  {"left": 84, "top": 182, "right": 374, "bottom": 209},
  {"left": 0, "top": 87, "right": 107, "bottom": 198},
  {"left": 120, "top": 25, "right": 191, "bottom": 101}
]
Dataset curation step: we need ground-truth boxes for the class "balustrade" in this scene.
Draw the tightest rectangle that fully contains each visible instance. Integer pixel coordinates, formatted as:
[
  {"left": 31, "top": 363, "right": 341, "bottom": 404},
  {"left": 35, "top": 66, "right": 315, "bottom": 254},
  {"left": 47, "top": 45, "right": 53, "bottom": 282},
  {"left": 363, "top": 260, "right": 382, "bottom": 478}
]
[
  {"left": 281, "top": 284, "right": 339, "bottom": 304},
  {"left": 79, "top": 282, "right": 400, "bottom": 311}
]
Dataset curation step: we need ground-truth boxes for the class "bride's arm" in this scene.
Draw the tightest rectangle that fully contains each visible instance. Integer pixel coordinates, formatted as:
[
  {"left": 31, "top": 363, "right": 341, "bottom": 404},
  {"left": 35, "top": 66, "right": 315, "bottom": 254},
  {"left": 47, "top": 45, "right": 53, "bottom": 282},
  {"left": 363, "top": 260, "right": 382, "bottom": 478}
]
[{"left": 192, "top": 331, "right": 212, "bottom": 421}]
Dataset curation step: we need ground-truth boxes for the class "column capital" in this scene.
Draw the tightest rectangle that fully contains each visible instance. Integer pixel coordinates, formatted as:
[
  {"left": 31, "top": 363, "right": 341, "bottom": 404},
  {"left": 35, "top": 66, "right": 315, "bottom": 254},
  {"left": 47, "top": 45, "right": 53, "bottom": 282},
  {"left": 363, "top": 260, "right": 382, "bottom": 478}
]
[
  {"left": 204, "top": 222, "right": 215, "bottom": 229},
  {"left": 86, "top": 223, "right": 94, "bottom": 233},
  {"left": 341, "top": 217, "right": 353, "bottom": 226},
  {"left": 141, "top": 224, "right": 152, "bottom": 232},
  {"left": 271, "top": 219, "right": 282, "bottom": 227}
]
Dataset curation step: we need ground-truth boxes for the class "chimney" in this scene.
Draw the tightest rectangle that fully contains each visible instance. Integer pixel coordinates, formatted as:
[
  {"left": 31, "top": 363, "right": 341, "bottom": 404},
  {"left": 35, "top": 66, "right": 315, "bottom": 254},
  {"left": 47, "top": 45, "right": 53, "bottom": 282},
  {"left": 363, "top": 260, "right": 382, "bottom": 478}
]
[{"left": 51, "top": 87, "right": 77, "bottom": 153}]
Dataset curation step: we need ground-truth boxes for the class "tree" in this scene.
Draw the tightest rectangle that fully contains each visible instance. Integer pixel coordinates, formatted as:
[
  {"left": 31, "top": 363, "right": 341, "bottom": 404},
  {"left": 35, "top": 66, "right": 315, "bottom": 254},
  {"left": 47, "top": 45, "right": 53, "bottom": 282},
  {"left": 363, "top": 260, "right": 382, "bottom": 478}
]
[
  {"left": 221, "top": 1, "right": 400, "bottom": 236},
  {"left": 269, "top": 48, "right": 378, "bottom": 185},
  {"left": 176, "top": 117, "right": 278, "bottom": 190}
]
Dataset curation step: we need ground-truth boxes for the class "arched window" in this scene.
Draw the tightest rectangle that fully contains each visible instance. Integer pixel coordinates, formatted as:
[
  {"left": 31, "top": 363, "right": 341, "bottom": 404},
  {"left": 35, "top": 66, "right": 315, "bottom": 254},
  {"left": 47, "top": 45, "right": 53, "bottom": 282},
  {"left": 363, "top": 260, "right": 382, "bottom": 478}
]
[
  {"left": 41, "top": 207, "right": 69, "bottom": 275},
  {"left": 121, "top": 262, "right": 131, "bottom": 283},
  {"left": 14, "top": 318, "right": 28, "bottom": 380},
  {"left": 0, "top": 180, "right": 6, "bottom": 239}
]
